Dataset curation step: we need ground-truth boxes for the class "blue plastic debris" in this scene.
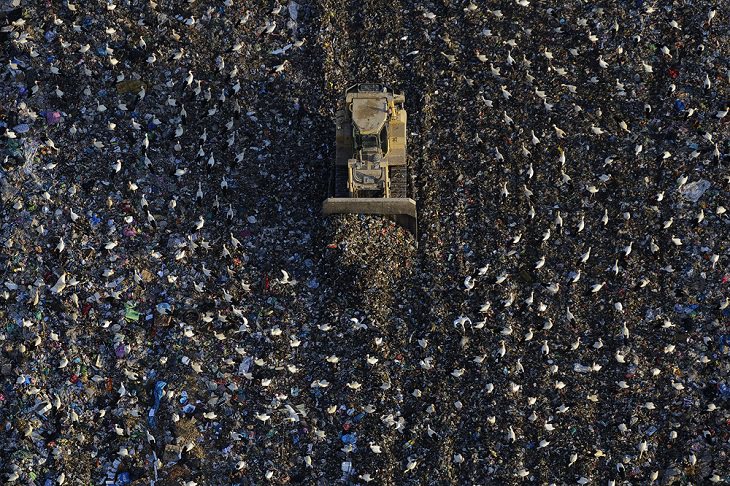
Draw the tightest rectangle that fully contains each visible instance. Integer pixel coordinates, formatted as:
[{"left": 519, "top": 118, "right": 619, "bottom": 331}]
[
  {"left": 674, "top": 303, "right": 699, "bottom": 315},
  {"left": 148, "top": 381, "right": 167, "bottom": 427},
  {"left": 115, "top": 472, "right": 131, "bottom": 485},
  {"left": 341, "top": 433, "right": 357, "bottom": 445}
]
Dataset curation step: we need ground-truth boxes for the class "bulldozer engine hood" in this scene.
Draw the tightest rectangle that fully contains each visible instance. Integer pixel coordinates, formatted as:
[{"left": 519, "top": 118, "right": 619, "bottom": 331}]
[{"left": 351, "top": 97, "right": 388, "bottom": 134}]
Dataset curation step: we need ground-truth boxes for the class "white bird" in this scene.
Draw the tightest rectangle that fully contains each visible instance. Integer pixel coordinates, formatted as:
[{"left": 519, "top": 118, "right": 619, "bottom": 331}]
[
  {"left": 623, "top": 241, "right": 633, "bottom": 257},
  {"left": 505, "top": 426, "right": 517, "bottom": 443},
  {"left": 530, "top": 130, "right": 540, "bottom": 145},
  {"left": 580, "top": 247, "right": 591, "bottom": 263},
  {"left": 611, "top": 259, "right": 620, "bottom": 275},
  {"left": 496, "top": 340, "right": 506, "bottom": 358},
  {"left": 568, "top": 452, "right": 578, "bottom": 467},
  {"left": 50, "top": 273, "right": 67, "bottom": 294},
  {"left": 710, "top": 254, "right": 719, "bottom": 268},
  {"left": 194, "top": 216, "right": 205, "bottom": 231},
  {"left": 591, "top": 282, "right": 606, "bottom": 293},
  {"left": 541, "top": 341, "right": 550, "bottom": 355},
  {"left": 535, "top": 256, "right": 546, "bottom": 269},
  {"left": 590, "top": 124, "right": 605, "bottom": 135}
]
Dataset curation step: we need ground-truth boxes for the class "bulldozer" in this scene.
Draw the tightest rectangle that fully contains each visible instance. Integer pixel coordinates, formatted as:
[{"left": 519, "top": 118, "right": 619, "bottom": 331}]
[{"left": 323, "top": 83, "right": 417, "bottom": 239}]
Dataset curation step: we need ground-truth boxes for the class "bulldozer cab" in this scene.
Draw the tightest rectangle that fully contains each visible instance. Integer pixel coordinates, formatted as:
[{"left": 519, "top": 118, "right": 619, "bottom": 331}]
[
  {"left": 323, "top": 83, "right": 417, "bottom": 240},
  {"left": 354, "top": 126, "right": 388, "bottom": 155}
]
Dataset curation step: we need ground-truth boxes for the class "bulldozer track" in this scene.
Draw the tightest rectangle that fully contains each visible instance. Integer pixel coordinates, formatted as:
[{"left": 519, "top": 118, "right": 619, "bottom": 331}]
[
  {"left": 334, "top": 163, "right": 349, "bottom": 197},
  {"left": 388, "top": 164, "right": 407, "bottom": 198}
]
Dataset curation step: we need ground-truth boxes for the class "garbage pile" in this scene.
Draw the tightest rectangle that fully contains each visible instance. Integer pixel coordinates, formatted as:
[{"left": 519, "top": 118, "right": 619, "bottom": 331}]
[{"left": 1, "top": 0, "right": 729, "bottom": 484}]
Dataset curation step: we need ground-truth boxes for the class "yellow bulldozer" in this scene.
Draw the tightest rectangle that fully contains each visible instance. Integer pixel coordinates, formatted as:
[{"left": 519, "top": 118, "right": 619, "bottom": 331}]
[{"left": 323, "top": 83, "right": 417, "bottom": 239}]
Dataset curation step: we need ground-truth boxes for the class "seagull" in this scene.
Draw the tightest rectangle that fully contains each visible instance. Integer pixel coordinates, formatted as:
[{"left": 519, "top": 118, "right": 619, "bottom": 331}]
[
  {"left": 623, "top": 241, "right": 633, "bottom": 257},
  {"left": 535, "top": 256, "right": 546, "bottom": 269},
  {"left": 530, "top": 130, "right": 540, "bottom": 145},
  {"left": 453, "top": 315, "right": 472, "bottom": 332},
  {"left": 541, "top": 341, "right": 550, "bottom": 355},
  {"left": 272, "top": 60, "right": 288, "bottom": 73},
  {"left": 496, "top": 341, "right": 506, "bottom": 358},
  {"left": 580, "top": 247, "right": 591, "bottom": 263},
  {"left": 280, "top": 270, "right": 297, "bottom": 285},
  {"left": 610, "top": 259, "right": 620, "bottom": 275},
  {"left": 350, "top": 317, "right": 368, "bottom": 331},
  {"left": 710, "top": 254, "right": 719, "bottom": 268},
  {"left": 194, "top": 216, "right": 205, "bottom": 231},
  {"left": 50, "top": 273, "right": 67, "bottom": 294}
]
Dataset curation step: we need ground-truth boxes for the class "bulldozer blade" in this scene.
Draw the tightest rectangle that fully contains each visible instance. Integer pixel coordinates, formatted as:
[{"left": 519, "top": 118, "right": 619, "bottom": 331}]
[{"left": 322, "top": 197, "right": 418, "bottom": 239}]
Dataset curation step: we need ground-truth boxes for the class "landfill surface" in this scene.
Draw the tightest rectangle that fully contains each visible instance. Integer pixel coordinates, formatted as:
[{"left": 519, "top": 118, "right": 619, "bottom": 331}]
[{"left": 1, "top": 0, "right": 729, "bottom": 484}]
